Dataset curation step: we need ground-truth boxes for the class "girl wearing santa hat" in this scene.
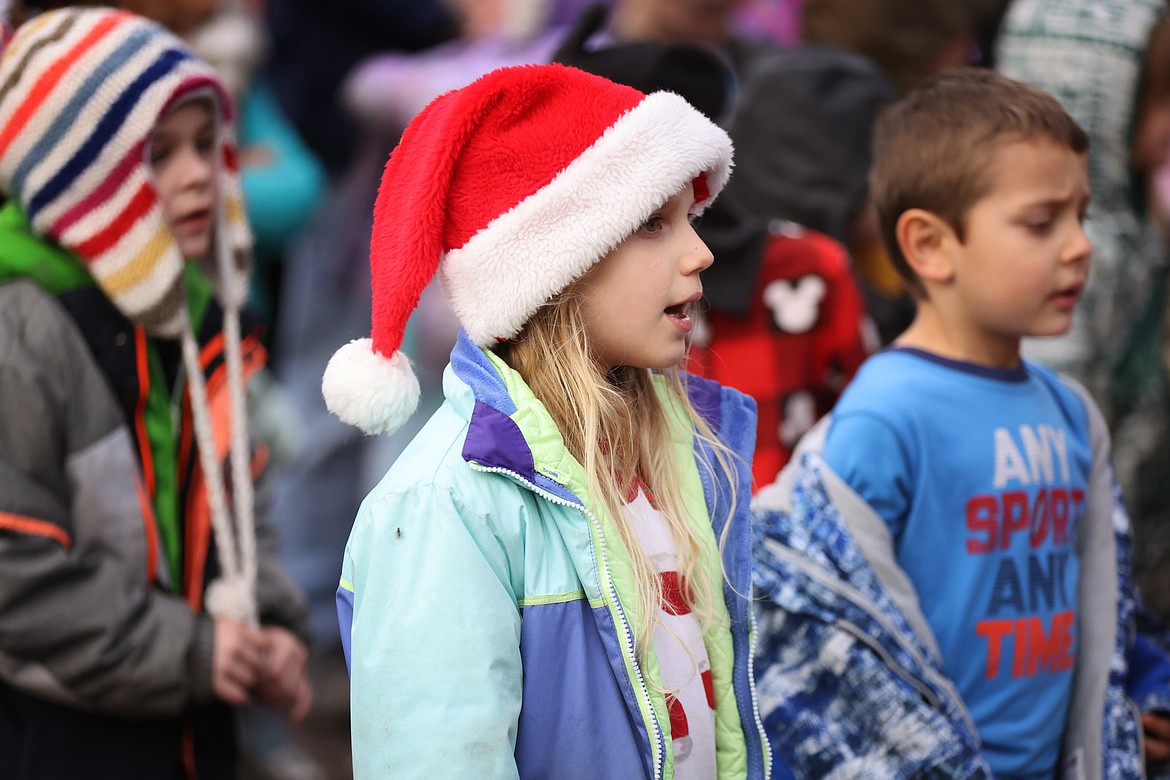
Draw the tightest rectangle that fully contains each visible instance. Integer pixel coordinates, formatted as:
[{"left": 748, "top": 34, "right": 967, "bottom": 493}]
[{"left": 323, "top": 62, "right": 770, "bottom": 779}]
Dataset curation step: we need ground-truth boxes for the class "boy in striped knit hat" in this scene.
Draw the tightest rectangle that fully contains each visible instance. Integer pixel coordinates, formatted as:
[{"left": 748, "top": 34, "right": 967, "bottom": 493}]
[{"left": 0, "top": 8, "right": 310, "bottom": 778}]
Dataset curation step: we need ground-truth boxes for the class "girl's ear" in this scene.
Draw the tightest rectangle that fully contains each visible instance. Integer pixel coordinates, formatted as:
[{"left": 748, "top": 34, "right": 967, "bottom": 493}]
[{"left": 896, "top": 208, "right": 957, "bottom": 286}]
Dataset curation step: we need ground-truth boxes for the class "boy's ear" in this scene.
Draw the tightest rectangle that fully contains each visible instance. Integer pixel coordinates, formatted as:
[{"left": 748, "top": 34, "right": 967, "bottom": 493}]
[{"left": 896, "top": 208, "right": 956, "bottom": 285}]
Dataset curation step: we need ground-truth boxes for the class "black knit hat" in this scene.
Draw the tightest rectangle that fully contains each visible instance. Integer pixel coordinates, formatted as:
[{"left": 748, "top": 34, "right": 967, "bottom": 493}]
[
  {"left": 720, "top": 44, "right": 899, "bottom": 245},
  {"left": 551, "top": 3, "right": 734, "bottom": 123}
]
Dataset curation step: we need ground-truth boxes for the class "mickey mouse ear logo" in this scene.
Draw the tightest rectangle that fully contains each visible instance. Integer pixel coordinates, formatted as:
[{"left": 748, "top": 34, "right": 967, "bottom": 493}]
[{"left": 763, "top": 275, "right": 827, "bottom": 334}]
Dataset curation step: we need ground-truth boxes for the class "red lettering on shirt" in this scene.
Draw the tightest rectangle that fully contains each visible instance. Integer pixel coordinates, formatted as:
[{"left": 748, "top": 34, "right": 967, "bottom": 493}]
[
  {"left": 999, "top": 491, "right": 1029, "bottom": 549},
  {"left": 966, "top": 495, "right": 999, "bottom": 554},
  {"left": 967, "top": 489, "right": 1085, "bottom": 553},
  {"left": 976, "top": 611, "right": 1075, "bottom": 678}
]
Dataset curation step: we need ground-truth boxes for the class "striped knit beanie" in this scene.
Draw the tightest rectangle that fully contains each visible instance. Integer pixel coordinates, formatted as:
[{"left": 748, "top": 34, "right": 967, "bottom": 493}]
[
  {"left": 0, "top": 7, "right": 251, "bottom": 338},
  {"left": 322, "top": 63, "right": 733, "bottom": 436},
  {"left": 0, "top": 8, "right": 258, "bottom": 624}
]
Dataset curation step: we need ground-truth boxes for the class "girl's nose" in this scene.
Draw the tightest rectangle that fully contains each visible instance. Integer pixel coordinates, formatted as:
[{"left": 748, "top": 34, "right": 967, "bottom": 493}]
[{"left": 684, "top": 223, "right": 714, "bottom": 274}]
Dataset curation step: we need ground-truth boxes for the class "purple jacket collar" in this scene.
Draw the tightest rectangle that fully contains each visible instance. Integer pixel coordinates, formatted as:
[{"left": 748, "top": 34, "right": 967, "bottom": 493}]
[{"left": 447, "top": 330, "right": 757, "bottom": 500}]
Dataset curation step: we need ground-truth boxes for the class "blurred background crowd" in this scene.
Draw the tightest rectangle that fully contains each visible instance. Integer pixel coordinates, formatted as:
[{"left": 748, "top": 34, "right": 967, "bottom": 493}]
[{"left": 4, "top": 0, "right": 1170, "bottom": 778}]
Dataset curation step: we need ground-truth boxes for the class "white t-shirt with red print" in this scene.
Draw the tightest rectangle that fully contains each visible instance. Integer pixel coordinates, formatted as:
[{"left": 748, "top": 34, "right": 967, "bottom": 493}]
[{"left": 622, "top": 479, "right": 717, "bottom": 779}]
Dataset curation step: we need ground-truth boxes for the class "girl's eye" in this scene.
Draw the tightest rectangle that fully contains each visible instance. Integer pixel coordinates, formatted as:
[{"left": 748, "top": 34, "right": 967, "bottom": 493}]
[
  {"left": 639, "top": 215, "right": 664, "bottom": 234},
  {"left": 196, "top": 136, "right": 216, "bottom": 155}
]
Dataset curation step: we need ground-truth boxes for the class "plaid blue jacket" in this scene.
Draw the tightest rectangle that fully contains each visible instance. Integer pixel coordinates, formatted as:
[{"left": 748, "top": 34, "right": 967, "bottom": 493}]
[{"left": 752, "top": 444, "right": 1170, "bottom": 780}]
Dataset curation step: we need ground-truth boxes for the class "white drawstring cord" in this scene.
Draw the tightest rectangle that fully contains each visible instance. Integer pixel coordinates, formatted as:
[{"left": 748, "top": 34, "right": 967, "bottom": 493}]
[{"left": 180, "top": 313, "right": 257, "bottom": 625}]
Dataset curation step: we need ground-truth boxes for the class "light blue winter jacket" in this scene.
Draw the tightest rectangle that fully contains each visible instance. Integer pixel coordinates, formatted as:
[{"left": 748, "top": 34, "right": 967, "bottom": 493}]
[{"left": 337, "top": 332, "right": 771, "bottom": 779}]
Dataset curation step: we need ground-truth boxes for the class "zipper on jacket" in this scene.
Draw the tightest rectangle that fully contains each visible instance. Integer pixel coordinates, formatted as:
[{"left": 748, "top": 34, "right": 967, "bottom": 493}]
[
  {"left": 834, "top": 619, "right": 944, "bottom": 711},
  {"left": 694, "top": 430, "right": 770, "bottom": 778},
  {"left": 468, "top": 462, "right": 666, "bottom": 780},
  {"left": 762, "top": 537, "right": 979, "bottom": 738},
  {"left": 746, "top": 613, "right": 773, "bottom": 778}
]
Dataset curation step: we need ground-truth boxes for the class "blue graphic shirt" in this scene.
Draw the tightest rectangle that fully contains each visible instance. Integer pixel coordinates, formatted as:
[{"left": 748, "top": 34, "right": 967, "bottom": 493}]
[{"left": 823, "top": 348, "right": 1090, "bottom": 779}]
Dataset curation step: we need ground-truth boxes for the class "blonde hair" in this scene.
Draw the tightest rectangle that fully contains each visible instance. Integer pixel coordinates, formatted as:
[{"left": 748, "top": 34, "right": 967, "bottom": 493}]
[{"left": 498, "top": 280, "right": 740, "bottom": 662}]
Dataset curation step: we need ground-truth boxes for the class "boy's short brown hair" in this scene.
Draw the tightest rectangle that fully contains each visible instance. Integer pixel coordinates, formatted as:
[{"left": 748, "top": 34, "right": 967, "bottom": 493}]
[{"left": 870, "top": 68, "right": 1089, "bottom": 297}]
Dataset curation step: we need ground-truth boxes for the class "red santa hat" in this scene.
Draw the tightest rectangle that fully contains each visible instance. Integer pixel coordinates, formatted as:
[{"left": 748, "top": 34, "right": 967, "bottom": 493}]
[{"left": 322, "top": 63, "right": 733, "bottom": 435}]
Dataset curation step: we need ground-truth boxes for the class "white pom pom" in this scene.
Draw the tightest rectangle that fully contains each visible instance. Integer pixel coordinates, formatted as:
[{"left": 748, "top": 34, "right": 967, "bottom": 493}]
[
  {"left": 205, "top": 576, "right": 255, "bottom": 623},
  {"left": 321, "top": 338, "right": 421, "bottom": 436}
]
